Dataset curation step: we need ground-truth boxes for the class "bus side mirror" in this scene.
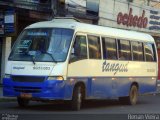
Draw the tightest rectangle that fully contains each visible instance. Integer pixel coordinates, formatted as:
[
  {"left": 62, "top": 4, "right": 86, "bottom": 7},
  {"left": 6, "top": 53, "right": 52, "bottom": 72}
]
[
  {"left": 69, "top": 48, "right": 77, "bottom": 63},
  {"left": 71, "top": 48, "right": 75, "bottom": 54}
]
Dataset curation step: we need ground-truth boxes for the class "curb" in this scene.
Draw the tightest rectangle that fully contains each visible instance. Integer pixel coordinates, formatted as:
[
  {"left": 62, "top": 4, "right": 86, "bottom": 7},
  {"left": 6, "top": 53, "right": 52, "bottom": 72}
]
[
  {"left": 0, "top": 97, "right": 16, "bottom": 102},
  {"left": 140, "top": 91, "right": 160, "bottom": 96}
]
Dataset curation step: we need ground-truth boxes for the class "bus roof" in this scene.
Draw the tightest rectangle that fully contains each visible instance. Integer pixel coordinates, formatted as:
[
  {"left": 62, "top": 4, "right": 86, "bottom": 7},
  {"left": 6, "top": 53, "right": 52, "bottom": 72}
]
[{"left": 26, "top": 18, "right": 154, "bottom": 43}]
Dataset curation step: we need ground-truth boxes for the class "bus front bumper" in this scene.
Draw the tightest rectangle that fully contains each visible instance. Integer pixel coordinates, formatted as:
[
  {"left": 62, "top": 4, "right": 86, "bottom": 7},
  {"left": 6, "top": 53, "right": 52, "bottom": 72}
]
[{"left": 3, "top": 78, "right": 72, "bottom": 100}]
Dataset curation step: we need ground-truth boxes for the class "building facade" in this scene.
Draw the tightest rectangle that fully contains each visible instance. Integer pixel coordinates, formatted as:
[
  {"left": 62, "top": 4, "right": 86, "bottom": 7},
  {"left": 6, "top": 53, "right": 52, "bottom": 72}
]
[
  {"left": 0, "top": 0, "right": 52, "bottom": 82},
  {"left": 99, "top": 0, "right": 160, "bottom": 36}
]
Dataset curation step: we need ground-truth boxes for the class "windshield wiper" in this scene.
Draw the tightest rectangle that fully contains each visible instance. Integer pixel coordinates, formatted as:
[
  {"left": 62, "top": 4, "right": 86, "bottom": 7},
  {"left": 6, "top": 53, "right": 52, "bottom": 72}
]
[
  {"left": 27, "top": 51, "right": 56, "bottom": 64},
  {"left": 42, "top": 52, "right": 57, "bottom": 63},
  {"left": 26, "top": 51, "right": 37, "bottom": 65},
  {"left": 32, "top": 56, "right": 36, "bottom": 65}
]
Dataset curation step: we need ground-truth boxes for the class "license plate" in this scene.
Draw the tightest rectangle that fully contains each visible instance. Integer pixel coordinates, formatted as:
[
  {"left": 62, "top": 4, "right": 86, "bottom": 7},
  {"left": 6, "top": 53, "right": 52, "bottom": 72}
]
[{"left": 20, "top": 93, "right": 32, "bottom": 99}]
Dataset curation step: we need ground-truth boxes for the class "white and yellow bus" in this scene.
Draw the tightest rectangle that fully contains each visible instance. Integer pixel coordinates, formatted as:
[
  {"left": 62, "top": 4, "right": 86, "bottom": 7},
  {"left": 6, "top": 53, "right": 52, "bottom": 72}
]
[{"left": 3, "top": 18, "right": 158, "bottom": 110}]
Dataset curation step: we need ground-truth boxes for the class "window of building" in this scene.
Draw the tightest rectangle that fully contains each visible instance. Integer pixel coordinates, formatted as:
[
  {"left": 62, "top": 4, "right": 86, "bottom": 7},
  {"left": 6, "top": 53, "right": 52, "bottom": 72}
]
[
  {"left": 144, "top": 43, "right": 155, "bottom": 62},
  {"left": 118, "top": 39, "right": 131, "bottom": 60},
  {"left": 102, "top": 37, "right": 117, "bottom": 60},
  {"left": 131, "top": 41, "right": 144, "bottom": 61},
  {"left": 88, "top": 35, "right": 101, "bottom": 59}
]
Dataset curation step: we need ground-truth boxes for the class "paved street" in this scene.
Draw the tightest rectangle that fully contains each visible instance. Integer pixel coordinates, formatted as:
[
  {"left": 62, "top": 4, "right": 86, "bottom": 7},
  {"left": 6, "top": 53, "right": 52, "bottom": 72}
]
[
  {"left": 0, "top": 94, "right": 160, "bottom": 113},
  {"left": 1, "top": 84, "right": 160, "bottom": 120}
]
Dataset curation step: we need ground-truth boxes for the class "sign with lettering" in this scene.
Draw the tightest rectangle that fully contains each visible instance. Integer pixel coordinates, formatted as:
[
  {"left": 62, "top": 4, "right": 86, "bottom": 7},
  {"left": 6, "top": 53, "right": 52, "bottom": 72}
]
[
  {"left": 149, "top": 10, "right": 160, "bottom": 31},
  {"left": 102, "top": 60, "right": 129, "bottom": 75},
  {"left": 117, "top": 8, "right": 148, "bottom": 28},
  {"left": 4, "top": 9, "right": 15, "bottom": 34},
  {"left": 99, "top": 1, "right": 160, "bottom": 34}
]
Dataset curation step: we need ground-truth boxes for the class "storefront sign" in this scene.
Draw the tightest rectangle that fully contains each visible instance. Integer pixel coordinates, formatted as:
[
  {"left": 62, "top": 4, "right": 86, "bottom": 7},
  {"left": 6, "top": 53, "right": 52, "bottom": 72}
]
[
  {"left": 117, "top": 8, "right": 148, "bottom": 28},
  {"left": 149, "top": 10, "right": 160, "bottom": 31},
  {"left": 4, "top": 9, "right": 15, "bottom": 34}
]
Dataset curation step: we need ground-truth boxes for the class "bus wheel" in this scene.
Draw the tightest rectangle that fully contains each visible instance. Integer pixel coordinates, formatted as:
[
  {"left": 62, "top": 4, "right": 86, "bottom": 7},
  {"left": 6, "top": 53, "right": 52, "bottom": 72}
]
[
  {"left": 128, "top": 85, "right": 138, "bottom": 105},
  {"left": 17, "top": 97, "right": 30, "bottom": 107},
  {"left": 71, "top": 85, "right": 82, "bottom": 111}
]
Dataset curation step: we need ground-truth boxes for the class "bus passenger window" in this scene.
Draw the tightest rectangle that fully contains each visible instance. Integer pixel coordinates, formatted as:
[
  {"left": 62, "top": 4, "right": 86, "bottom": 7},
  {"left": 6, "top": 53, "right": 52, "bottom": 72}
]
[
  {"left": 102, "top": 37, "right": 117, "bottom": 60},
  {"left": 88, "top": 35, "right": 101, "bottom": 59},
  {"left": 144, "top": 43, "right": 155, "bottom": 62},
  {"left": 70, "top": 35, "right": 87, "bottom": 62},
  {"left": 132, "top": 41, "right": 144, "bottom": 61},
  {"left": 118, "top": 40, "right": 131, "bottom": 60}
]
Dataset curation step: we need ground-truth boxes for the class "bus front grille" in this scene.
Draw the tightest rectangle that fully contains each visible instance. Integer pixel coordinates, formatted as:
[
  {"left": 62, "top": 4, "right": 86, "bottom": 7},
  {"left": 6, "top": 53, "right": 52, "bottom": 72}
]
[
  {"left": 14, "top": 86, "right": 41, "bottom": 93},
  {"left": 12, "top": 76, "right": 45, "bottom": 82}
]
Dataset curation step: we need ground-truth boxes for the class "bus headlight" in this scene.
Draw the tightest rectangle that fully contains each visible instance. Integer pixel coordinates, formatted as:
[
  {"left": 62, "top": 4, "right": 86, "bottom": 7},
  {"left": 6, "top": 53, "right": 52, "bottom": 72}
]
[{"left": 47, "top": 76, "right": 64, "bottom": 81}]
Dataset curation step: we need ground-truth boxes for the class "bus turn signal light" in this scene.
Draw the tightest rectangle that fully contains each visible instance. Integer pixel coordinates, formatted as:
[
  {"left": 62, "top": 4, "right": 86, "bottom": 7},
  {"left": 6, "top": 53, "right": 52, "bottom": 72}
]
[{"left": 48, "top": 76, "right": 64, "bottom": 81}]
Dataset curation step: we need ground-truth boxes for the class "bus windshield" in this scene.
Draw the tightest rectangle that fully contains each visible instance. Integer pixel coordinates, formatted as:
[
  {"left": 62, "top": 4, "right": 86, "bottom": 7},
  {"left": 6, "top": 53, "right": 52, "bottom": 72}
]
[{"left": 9, "top": 28, "right": 74, "bottom": 62}]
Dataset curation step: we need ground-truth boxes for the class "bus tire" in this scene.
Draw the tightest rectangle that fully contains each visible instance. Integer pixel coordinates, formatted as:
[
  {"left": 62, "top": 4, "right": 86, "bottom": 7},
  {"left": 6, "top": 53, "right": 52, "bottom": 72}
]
[
  {"left": 71, "top": 85, "right": 82, "bottom": 111},
  {"left": 17, "top": 97, "right": 30, "bottom": 107},
  {"left": 128, "top": 85, "right": 138, "bottom": 105}
]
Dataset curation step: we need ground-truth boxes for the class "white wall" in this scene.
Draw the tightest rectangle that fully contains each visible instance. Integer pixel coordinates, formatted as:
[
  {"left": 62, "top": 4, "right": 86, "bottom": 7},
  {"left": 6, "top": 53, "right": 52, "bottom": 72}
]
[
  {"left": 1, "top": 37, "right": 11, "bottom": 82},
  {"left": 99, "top": 0, "right": 160, "bottom": 36}
]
